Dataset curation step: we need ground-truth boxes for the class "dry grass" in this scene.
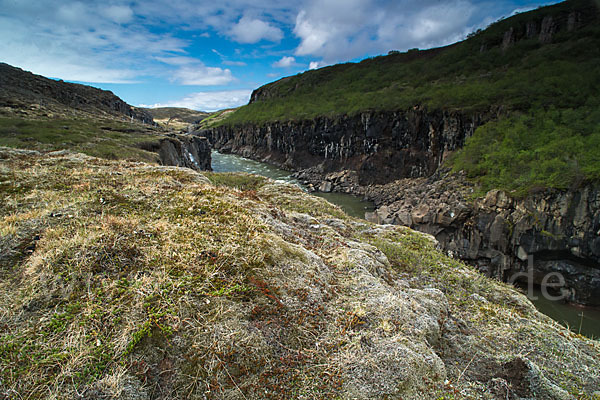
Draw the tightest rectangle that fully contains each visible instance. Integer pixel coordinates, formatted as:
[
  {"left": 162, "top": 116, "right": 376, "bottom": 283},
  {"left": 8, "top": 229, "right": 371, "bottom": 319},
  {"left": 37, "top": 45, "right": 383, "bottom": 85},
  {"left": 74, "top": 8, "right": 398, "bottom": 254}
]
[{"left": 1, "top": 147, "right": 599, "bottom": 399}]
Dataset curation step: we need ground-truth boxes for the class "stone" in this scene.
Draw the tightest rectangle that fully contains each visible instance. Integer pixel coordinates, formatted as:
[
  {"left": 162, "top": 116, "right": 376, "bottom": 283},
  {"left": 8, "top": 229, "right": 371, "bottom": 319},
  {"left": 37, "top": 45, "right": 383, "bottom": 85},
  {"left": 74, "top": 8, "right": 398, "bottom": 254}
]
[
  {"left": 319, "top": 181, "right": 333, "bottom": 192},
  {"left": 158, "top": 134, "right": 212, "bottom": 171},
  {"left": 517, "top": 246, "right": 529, "bottom": 261},
  {"left": 411, "top": 204, "right": 431, "bottom": 224}
]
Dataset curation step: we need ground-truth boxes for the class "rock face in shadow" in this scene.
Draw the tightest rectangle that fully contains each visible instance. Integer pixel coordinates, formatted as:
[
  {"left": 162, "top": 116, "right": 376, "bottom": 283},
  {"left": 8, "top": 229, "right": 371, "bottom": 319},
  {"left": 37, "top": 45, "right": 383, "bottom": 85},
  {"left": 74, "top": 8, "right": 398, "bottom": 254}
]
[
  {"left": 362, "top": 173, "right": 600, "bottom": 306},
  {"left": 158, "top": 134, "right": 212, "bottom": 171},
  {"left": 208, "top": 108, "right": 491, "bottom": 185}
]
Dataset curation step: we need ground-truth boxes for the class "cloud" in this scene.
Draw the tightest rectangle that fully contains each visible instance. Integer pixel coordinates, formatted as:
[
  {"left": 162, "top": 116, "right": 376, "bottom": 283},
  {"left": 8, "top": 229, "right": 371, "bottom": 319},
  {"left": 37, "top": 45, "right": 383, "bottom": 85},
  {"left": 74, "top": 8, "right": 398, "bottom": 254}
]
[
  {"left": 223, "top": 60, "right": 247, "bottom": 66},
  {"left": 229, "top": 15, "right": 283, "bottom": 44},
  {"left": 155, "top": 56, "right": 200, "bottom": 66},
  {"left": 308, "top": 61, "right": 325, "bottom": 70},
  {"left": 212, "top": 48, "right": 247, "bottom": 66},
  {"left": 172, "top": 66, "right": 234, "bottom": 86},
  {"left": 0, "top": 1, "right": 187, "bottom": 83},
  {"left": 293, "top": 0, "right": 477, "bottom": 62},
  {"left": 139, "top": 89, "right": 252, "bottom": 111},
  {"left": 273, "top": 56, "right": 296, "bottom": 68},
  {"left": 102, "top": 5, "right": 134, "bottom": 24}
]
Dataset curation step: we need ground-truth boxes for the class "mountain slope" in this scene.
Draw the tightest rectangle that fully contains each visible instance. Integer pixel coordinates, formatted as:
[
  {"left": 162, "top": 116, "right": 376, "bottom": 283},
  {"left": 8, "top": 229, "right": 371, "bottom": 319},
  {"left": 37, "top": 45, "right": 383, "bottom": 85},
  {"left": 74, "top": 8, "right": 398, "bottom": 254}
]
[
  {"left": 142, "top": 107, "right": 211, "bottom": 130},
  {"left": 222, "top": 0, "right": 599, "bottom": 124},
  {"left": 0, "top": 63, "right": 213, "bottom": 170},
  {"left": 0, "top": 63, "right": 153, "bottom": 123}
]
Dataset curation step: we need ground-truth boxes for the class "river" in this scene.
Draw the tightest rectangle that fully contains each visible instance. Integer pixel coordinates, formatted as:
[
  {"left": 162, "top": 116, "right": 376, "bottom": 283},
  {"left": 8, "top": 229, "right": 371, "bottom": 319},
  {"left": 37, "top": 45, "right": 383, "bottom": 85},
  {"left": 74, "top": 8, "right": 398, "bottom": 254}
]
[
  {"left": 524, "top": 287, "right": 600, "bottom": 339},
  {"left": 211, "top": 150, "right": 599, "bottom": 340},
  {"left": 211, "top": 151, "right": 375, "bottom": 219}
]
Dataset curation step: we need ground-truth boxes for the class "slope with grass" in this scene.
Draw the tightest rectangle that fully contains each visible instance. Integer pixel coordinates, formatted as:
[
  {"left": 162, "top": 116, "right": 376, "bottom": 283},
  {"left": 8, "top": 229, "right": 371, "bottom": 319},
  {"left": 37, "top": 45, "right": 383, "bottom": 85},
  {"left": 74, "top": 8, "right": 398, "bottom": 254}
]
[
  {"left": 1, "top": 147, "right": 599, "bottom": 399},
  {"left": 0, "top": 63, "right": 153, "bottom": 124},
  {"left": 0, "top": 63, "right": 213, "bottom": 170},
  {"left": 141, "top": 107, "right": 211, "bottom": 131}
]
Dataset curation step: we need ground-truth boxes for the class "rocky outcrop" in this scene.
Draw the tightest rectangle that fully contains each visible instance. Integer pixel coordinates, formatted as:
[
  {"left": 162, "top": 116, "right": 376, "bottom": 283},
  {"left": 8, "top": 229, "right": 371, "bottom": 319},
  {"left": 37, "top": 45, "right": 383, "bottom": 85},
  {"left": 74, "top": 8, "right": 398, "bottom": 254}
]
[
  {"left": 487, "top": 3, "right": 595, "bottom": 51},
  {"left": 363, "top": 173, "right": 600, "bottom": 306},
  {"left": 0, "top": 62, "right": 154, "bottom": 123},
  {"left": 207, "top": 108, "right": 491, "bottom": 185},
  {"left": 157, "top": 134, "right": 212, "bottom": 171}
]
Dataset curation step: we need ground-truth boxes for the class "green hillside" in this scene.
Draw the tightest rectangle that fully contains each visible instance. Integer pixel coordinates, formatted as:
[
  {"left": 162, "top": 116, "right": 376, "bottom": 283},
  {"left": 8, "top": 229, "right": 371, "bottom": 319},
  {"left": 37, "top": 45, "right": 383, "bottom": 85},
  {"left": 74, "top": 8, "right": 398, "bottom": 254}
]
[
  {"left": 223, "top": 0, "right": 599, "bottom": 125},
  {"left": 217, "top": 0, "right": 600, "bottom": 195},
  {"left": 141, "top": 107, "right": 210, "bottom": 130}
]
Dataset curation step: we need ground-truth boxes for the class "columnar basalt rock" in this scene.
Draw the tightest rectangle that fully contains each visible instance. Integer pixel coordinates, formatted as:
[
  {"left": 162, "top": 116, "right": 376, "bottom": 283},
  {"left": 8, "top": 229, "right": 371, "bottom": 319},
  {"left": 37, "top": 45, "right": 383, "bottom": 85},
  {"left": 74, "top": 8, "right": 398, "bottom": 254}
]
[
  {"left": 158, "top": 134, "right": 212, "bottom": 171},
  {"left": 208, "top": 108, "right": 490, "bottom": 185},
  {"left": 362, "top": 173, "right": 600, "bottom": 306}
]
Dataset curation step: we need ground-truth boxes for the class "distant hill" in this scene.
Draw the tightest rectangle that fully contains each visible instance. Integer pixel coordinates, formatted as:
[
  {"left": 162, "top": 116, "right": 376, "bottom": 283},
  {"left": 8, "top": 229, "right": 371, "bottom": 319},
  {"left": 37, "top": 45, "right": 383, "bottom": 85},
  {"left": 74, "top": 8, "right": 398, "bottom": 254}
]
[
  {"left": 141, "top": 107, "right": 210, "bottom": 130},
  {"left": 0, "top": 63, "right": 153, "bottom": 124},
  {"left": 223, "top": 0, "right": 599, "bottom": 124},
  {"left": 0, "top": 63, "right": 164, "bottom": 164}
]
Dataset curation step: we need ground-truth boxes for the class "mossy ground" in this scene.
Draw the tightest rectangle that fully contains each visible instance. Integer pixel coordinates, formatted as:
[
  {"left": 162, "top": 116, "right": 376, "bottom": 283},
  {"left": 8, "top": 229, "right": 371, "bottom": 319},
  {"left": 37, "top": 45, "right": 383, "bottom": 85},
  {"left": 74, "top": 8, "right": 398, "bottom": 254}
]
[
  {"left": 0, "top": 115, "right": 164, "bottom": 163},
  {"left": 1, "top": 148, "right": 599, "bottom": 399}
]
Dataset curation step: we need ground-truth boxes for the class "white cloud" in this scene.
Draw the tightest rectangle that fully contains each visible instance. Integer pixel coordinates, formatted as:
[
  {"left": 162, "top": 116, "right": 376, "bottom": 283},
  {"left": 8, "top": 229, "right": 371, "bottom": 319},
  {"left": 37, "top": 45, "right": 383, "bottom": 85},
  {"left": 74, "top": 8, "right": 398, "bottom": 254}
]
[
  {"left": 293, "top": 0, "right": 478, "bottom": 62},
  {"left": 229, "top": 15, "right": 283, "bottom": 44},
  {"left": 102, "top": 5, "right": 134, "bottom": 24},
  {"left": 223, "top": 60, "right": 247, "bottom": 66},
  {"left": 308, "top": 61, "right": 324, "bottom": 70},
  {"left": 139, "top": 89, "right": 252, "bottom": 111},
  {"left": 0, "top": 2, "right": 187, "bottom": 83},
  {"left": 212, "top": 48, "right": 247, "bottom": 66},
  {"left": 172, "top": 66, "right": 234, "bottom": 86},
  {"left": 273, "top": 56, "right": 296, "bottom": 68},
  {"left": 155, "top": 56, "right": 199, "bottom": 66}
]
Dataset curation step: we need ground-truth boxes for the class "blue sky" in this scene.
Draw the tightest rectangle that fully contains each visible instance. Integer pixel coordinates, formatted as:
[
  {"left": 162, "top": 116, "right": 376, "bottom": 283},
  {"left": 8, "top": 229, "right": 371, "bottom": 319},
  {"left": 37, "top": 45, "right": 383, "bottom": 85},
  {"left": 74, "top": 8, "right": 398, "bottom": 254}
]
[{"left": 1, "top": 0, "right": 561, "bottom": 111}]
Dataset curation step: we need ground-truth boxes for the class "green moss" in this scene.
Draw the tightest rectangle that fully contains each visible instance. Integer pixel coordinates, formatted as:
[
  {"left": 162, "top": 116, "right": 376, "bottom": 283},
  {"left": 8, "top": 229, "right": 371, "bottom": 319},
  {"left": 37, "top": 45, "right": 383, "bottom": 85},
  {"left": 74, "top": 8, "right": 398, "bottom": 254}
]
[{"left": 204, "top": 171, "right": 267, "bottom": 190}]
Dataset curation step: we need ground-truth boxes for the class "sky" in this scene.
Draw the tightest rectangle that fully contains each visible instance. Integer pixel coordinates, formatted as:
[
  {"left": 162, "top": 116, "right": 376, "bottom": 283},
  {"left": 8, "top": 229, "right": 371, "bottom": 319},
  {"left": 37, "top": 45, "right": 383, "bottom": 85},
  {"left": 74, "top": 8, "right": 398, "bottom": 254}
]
[{"left": 0, "top": 0, "right": 562, "bottom": 112}]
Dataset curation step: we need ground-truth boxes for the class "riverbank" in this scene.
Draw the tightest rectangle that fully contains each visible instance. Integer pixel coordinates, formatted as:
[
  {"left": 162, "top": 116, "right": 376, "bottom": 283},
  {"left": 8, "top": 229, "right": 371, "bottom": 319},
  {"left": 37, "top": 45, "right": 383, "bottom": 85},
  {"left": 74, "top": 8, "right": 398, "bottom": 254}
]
[{"left": 212, "top": 150, "right": 375, "bottom": 219}]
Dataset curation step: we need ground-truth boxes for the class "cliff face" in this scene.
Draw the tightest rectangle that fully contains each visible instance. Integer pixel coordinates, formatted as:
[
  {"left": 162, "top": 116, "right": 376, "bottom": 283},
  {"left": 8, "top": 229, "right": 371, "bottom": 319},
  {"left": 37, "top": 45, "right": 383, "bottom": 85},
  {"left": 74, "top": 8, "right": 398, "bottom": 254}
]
[
  {"left": 363, "top": 174, "right": 600, "bottom": 306},
  {"left": 157, "top": 134, "right": 212, "bottom": 171},
  {"left": 209, "top": 108, "right": 490, "bottom": 185}
]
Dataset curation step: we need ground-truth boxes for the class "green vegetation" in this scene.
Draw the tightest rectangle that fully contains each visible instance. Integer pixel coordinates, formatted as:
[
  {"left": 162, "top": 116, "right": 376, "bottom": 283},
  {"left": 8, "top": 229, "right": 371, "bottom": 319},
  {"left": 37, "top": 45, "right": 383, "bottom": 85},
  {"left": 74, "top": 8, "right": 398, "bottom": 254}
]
[
  {"left": 141, "top": 107, "right": 210, "bottom": 130},
  {"left": 0, "top": 116, "right": 163, "bottom": 162},
  {"left": 204, "top": 171, "right": 268, "bottom": 190},
  {"left": 197, "top": 107, "right": 239, "bottom": 128},
  {"left": 221, "top": 0, "right": 600, "bottom": 124},
  {"left": 452, "top": 104, "right": 600, "bottom": 196}
]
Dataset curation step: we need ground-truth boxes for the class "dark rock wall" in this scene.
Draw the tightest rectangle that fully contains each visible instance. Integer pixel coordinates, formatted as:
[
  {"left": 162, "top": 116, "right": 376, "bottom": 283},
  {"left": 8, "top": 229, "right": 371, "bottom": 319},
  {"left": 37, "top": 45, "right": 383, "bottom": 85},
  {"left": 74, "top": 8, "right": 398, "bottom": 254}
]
[
  {"left": 364, "top": 175, "right": 600, "bottom": 306},
  {"left": 208, "top": 108, "right": 490, "bottom": 185},
  {"left": 158, "top": 134, "right": 212, "bottom": 171}
]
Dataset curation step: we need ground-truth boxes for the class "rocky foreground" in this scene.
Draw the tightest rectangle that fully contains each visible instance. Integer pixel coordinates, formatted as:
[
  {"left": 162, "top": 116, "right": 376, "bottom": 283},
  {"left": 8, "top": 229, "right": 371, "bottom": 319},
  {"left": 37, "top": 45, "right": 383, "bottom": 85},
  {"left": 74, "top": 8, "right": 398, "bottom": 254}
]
[{"left": 1, "top": 148, "right": 599, "bottom": 399}]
